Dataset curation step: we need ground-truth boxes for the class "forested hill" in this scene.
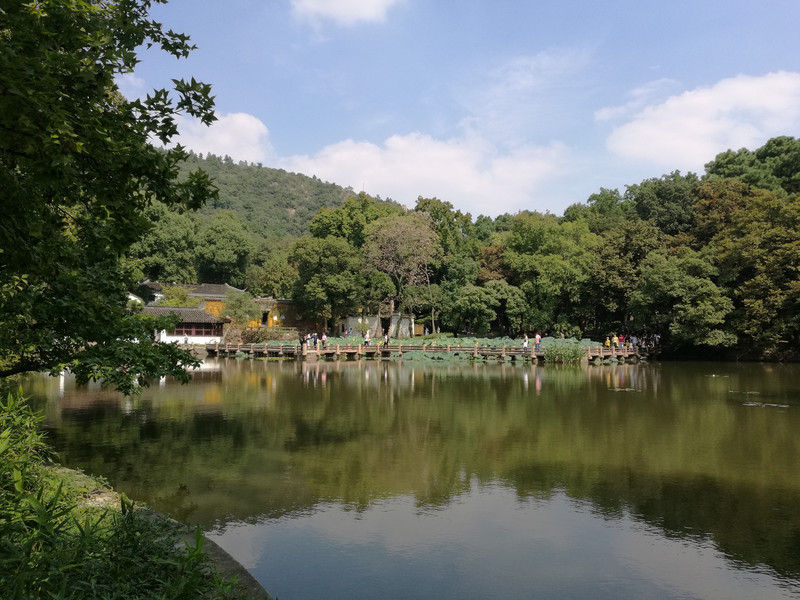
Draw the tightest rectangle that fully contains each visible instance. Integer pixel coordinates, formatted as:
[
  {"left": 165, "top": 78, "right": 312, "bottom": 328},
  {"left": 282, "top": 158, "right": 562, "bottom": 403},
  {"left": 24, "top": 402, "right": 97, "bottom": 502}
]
[{"left": 179, "top": 152, "right": 359, "bottom": 240}]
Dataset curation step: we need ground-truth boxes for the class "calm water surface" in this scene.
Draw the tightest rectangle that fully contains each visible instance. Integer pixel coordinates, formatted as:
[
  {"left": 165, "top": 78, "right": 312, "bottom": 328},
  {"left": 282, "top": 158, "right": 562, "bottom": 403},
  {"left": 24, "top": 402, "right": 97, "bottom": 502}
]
[{"left": 22, "top": 359, "right": 800, "bottom": 599}]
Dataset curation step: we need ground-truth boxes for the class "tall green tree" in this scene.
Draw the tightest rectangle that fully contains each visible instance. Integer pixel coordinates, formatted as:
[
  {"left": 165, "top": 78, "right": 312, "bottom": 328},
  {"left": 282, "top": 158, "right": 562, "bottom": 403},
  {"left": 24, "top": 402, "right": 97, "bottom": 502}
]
[
  {"left": 195, "top": 211, "right": 254, "bottom": 286},
  {"left": 698, "top": 182, "right": 800, "bottom": 352},
  {"left": 290, "top": 236, "right": 364, "bottom": 328},
  {"left": 563, "top": 187, "right": 635, "bottom": 235},
  {"left": 127, "top": 201, "right": 199, "bottom": 283},
  {"left": 244, "top": 240, "right": 297, "bottom": 299},
  {"left": 309, "top": 192, "right": 402, "bottom": 248},
  {"left": 625, "top": 171, "right": 700, "bottom": 237},
  {"left": 0, "top": 0, "right": 216, "bottom": 393},
  {"left": 484, "top": 279, "right": 527, "bottom": 334},
  {"left": 704, "top": 136, "right": 800, "bottom": 195},
  {"left": 414, "top": 196, "right": 478, "bottom": 258},
  {"left": 580, "top": 219, "right": 662, "bottom": 332},
  {"left": 504, "top": 212, "right": 599, "bottom": 332},
  {"left": 630, "top": 249, "right": 735, "bottom": 348},
  {"left": 445, "top": 284, "right": 498, "bottom": 335}
]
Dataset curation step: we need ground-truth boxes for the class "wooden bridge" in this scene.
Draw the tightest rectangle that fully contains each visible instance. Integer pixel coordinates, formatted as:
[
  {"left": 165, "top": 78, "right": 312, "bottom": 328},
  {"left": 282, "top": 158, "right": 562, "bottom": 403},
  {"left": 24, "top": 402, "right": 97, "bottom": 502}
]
[{"left": 202, "top": 342, "right": 650, "bottom": 363}]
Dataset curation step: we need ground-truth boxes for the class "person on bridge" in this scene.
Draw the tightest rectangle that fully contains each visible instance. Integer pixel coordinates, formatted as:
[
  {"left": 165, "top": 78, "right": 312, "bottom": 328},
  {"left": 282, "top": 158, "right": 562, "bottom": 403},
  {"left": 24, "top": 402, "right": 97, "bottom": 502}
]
[
  {"left": 522, "top": 333, "right": 529, "bottom": 352},
  {"left": 534, "top": 332, "right": 541, "bottom": 351}
]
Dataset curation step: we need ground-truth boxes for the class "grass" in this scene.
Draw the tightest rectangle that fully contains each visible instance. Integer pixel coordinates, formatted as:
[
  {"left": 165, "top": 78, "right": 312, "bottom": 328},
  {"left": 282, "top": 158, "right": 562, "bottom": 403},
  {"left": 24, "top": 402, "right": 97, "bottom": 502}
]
[{"left": 0, "top": 389, "right": 240, "bottom": 600}]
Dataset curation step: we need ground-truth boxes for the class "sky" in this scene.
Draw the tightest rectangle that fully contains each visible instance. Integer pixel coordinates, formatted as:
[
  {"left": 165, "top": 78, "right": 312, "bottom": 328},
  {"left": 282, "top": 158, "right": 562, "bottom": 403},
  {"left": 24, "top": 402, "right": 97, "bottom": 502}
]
[{"left": 120, "top": 0, "right": 800, "bottom": 218}]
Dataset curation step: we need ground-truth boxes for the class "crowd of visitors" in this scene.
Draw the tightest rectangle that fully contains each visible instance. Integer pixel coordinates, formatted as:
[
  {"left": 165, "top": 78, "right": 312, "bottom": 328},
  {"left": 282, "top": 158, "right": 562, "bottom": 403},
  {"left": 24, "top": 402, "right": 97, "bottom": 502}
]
[
  {"left": 602, "top": 333, "right": 660, "bottom": 348},
  {"left": 298, "top": 331, "right": 327, "bottom": 349},
  {"left": 296, "top": 328, "right": 661, "bottom": 352}
]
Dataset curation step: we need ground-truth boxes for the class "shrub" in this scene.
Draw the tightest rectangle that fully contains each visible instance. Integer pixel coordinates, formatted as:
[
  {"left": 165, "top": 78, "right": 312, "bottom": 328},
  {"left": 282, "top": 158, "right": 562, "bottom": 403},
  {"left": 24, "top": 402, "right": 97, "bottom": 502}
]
[
  {"left": 543, "top": 341, "right": 587, "bottom": 364},
  {"left": 0, "top": 391, "right": 235, "bottom": 599}
]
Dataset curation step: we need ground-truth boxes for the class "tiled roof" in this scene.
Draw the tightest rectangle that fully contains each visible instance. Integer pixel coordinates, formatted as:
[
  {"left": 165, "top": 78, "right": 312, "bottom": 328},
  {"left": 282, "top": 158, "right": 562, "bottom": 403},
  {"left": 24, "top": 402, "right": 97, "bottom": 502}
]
[
  {"left": 187, "top": 283, "right": 245, "bottom": 298},
  {"left": 141, "top": 306, "right": 228, "bottom": 323}
]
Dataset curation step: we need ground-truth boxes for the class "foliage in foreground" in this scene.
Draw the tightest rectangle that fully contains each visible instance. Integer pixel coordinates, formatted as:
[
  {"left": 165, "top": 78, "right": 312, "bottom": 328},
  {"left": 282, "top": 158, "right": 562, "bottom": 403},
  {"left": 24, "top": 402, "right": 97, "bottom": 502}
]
[
  {"left": 0, "top": 391, "right": 234, "bottom": 599},
  {"left": 0, "top": 0, "right": 212, "bottom": 392}
]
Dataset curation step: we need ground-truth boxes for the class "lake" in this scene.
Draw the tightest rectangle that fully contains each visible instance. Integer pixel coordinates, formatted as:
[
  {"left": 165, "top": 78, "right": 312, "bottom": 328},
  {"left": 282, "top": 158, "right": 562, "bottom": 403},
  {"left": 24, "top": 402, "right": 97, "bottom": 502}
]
[{"left": 22, "top": 358, "right": 800, "bottom": 599}]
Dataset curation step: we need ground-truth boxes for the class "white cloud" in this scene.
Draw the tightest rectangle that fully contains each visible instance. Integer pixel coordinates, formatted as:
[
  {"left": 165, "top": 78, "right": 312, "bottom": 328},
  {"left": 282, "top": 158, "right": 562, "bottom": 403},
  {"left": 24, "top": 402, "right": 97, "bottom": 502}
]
[
  {"left": 166, "top": 112, "right": 569, "bottom": 216},
  {"left": 594, "top": 78, "right": 680, "bottom": 121},
  {"left": 291, "top": 0, "right": 401, "bottom": 26},
  {"left": 279, "top": 133, "right": 567, "bottom": 216},
  {"left": 605, "top": 71, "right": 800, "bottom": 172},
  {"left": 174, "top": 113, "right": 274, "bottom": 164},
  {"left": 116, "top": 73, "right": 147, "bottom": 100}
]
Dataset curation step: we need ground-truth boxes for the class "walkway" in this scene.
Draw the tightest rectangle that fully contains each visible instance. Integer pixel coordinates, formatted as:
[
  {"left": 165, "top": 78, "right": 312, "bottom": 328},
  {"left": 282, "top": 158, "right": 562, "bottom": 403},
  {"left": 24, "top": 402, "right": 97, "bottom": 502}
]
[{"left": 203, "top": 342, "right": 651, "bottom": 363}]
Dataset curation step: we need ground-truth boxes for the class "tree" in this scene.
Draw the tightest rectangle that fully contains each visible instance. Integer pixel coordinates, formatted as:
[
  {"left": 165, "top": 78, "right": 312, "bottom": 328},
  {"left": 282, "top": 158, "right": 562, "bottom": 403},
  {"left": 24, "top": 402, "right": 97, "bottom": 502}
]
[
  {"left": 630, "top": 249, "right": 735, "bottom": 348},
  {"left": 504, "top": 212, "right": 599, "bottom": 332},
  {"left": 127, "top": 201, "right": 199, "bottom": 283},
  {"left": 625, "top": 171, "right": 700, "bottom": 236},
  {"left": 579, "top": 219, "right": 662, "bottom": 332},
  {"left": 445, "top": 285, "right": 498, "bottom": 335},
  {"left": 289, "top": 236, "right": 364, "bottom": 328},
  {"left": 309, "top": 192, "right": 402, "bottom": 248},
  {"left": 562, "top": 187, "right": 636, "bottom": 235},
  {"left": 157, "top": 285, "right": 202, "bottom": 307},
  {"left": 698, "top": 183, "right": 800, "bottom": 352},
  {"left": 220, "top": 290, "right": 262, "bottom": 334},
  {"left": 195, "top": 211, "right": 255, "bottom": 286},
  {"left": 484, "top": 279, "right": 527, "bottom": 334},
  {"left": 363, "top": 213, "right": 442, "bottom": 313},
  {"left": 414, "top": 197, "right": 478, "bottom": 258},
  {"left": 244, "top": 240, "right": 297, "bottom": 299},
  {"left": 0, "top": 0, "right": 216, "bottom": 393},
  {"left": 704, "top": 136, "right": 800, "bottom": 196}
]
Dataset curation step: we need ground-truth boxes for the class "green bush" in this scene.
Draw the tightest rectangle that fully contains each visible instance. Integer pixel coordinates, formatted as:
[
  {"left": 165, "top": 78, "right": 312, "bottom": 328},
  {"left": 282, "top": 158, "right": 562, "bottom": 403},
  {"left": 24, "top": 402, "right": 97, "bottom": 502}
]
[
  {"left": 242, "top": 326, "right": 297, "bottom": 343},
  {"left": 0, "top": 391, "right": 235, "bottom": 599},
  {"left": 542, "top": 341, "right": 588, "bottom": 364}
]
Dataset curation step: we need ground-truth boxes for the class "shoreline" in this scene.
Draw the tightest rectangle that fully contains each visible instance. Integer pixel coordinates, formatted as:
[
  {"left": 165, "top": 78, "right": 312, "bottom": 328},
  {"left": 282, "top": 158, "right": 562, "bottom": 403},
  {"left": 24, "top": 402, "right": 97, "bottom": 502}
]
[{"left": 52, "top": 466, "right": 273, "bottom": 600}]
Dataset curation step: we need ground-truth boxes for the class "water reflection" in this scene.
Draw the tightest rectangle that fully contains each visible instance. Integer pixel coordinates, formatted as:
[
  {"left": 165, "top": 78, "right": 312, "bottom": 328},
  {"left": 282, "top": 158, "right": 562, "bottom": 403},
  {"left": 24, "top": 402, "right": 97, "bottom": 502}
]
[{"left": 21, "top": 359, "right": 800, "bottom": 599}]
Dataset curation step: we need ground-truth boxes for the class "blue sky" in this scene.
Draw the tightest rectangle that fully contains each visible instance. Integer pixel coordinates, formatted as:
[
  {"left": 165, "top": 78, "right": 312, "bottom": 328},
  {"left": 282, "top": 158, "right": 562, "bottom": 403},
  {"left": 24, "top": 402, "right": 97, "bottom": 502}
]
[{"left": 120, "top": 0, "right": 800, "bottom": 217}]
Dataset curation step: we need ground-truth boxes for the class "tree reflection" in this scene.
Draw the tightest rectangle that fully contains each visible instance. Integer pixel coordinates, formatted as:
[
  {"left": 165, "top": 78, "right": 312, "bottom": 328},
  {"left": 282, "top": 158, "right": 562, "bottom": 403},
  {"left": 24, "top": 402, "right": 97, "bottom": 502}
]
[{"left": 22, "top": 359, "right": 800, "bottom": 578}]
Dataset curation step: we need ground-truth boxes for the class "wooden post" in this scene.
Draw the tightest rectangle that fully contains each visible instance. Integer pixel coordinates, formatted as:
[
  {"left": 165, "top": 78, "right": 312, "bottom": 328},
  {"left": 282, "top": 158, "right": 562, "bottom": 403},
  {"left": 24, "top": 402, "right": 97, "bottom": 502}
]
[{"left": 473, "top": 343, "right": 478, "bottom": 358}]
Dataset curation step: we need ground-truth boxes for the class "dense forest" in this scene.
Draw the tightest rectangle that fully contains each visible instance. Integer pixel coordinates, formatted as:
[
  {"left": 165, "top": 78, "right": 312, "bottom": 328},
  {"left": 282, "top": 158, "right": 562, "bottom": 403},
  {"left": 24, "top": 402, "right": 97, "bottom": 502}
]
[
  {"left": 179, "top": 152, "right": 361, "bottom": 240},
  {"left": 127, "top": 137, "right": 800, "bottom": 359}
]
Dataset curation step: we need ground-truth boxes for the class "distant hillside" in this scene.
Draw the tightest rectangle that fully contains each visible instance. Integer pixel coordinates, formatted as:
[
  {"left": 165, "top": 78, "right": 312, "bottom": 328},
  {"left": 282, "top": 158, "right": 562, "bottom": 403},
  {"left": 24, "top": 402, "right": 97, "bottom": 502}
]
[{"left": 180, "top": 153, "right": 358, "bottom": 240}]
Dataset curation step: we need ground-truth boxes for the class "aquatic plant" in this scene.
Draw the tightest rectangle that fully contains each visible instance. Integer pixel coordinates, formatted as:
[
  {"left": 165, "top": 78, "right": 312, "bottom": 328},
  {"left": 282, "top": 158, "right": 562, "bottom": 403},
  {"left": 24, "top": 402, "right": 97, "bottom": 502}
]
[{"left": 542, "top": 341, "right": 588, "bottom": 364}]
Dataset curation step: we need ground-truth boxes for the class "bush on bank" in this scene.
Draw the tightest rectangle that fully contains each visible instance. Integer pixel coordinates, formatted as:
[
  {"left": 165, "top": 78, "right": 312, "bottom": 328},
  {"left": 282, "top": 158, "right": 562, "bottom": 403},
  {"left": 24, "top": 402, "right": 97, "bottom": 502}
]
[{"left": 0, "top": 390, "right": 236, "bottom": 600}]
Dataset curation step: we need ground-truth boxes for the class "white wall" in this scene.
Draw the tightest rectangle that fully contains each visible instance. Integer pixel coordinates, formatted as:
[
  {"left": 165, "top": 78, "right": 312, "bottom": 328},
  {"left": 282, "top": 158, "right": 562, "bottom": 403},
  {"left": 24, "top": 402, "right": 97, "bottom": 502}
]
[
  {"left": 155, "top": 330, "right": 222, "bottom": 345},
  {"left": 339, "top": 314, "right": 415, "bottom": 338}
]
